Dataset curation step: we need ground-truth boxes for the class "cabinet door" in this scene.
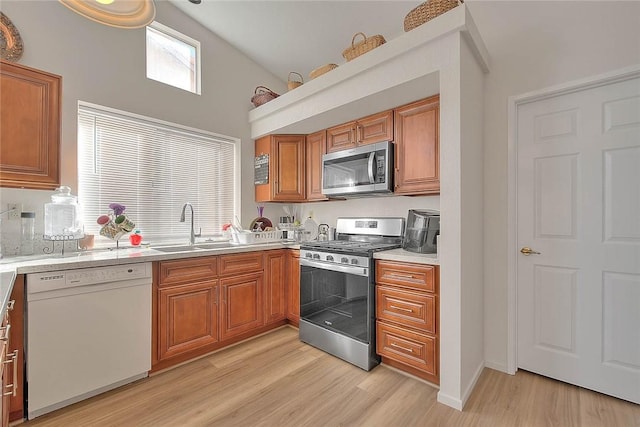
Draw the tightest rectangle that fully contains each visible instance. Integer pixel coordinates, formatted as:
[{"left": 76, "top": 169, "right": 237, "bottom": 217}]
[
  {"left": 326, "top": 122, "right": 356, "bottom": 153},
  {"left": 272, "top": 135, "right": 306, "bottom": 201},
  {"left": 305, "top": 130, "right": 327, "bottom": 201},
  {"left": 394, "top": 96, "right": 440, "bottom": 195},
  {"left": 220, "top": 272, "right": 264, "bottom": 340},
  {"left": 1, "top": 317, "right": 8, "bottom": 427},
  {"left": 357, "top": 110, "right": 393, "bottom": 146},
  {"left": 286, "top": 250, "right": 301, "bottom": 326},
  {"left": 264, "top": 250, "right": 286, "bottom": 324},
  {"left": 0, "top": 60, "right": 61, "bottom": 190},
  {"left": 7, "top": 277, "right": 23, "bottom": 422},
  {"left": 158, "top": 281, "right": 219, "bottom": 361}
]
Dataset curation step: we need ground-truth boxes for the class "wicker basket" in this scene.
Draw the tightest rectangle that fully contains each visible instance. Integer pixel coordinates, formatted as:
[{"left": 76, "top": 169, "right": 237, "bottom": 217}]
[
  {"left": 287, "top": 72, "right": 303, "bottom": 91},
  {"left": 342, "top": 32, "right": 386, "bottom": 62},
  {"left": 251, "top": 86, "right": 279, "bottom": 107},
  {"left": 404, "top": 0, "right": 463, "bottom": 32},
  {"left": 309, "top": 63, "right": 338, "bottom": 80}
]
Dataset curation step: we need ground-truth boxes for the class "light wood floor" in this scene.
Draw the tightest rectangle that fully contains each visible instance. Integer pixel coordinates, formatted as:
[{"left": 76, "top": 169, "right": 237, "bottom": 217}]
[{"left": 25, "top": 326, "right": 639, "bottom": 427}]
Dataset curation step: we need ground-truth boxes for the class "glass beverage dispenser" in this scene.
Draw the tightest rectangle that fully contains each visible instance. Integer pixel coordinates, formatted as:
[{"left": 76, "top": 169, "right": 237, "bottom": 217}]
[{"left": 44, "top": 186, "right": 83, "bottom": 239}]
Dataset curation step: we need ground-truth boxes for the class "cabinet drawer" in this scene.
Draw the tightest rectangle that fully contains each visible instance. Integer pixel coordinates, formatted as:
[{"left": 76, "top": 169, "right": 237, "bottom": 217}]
[
  {"left": 376, "top": 286, "right": 435, "bottom": 333},
  {"left": 375, "top": 260, "right": 436, "bottom": 293},
  {"left": 159, "top": 257, "right": 218, "bottom": 287},
  {"left": 376, "top": 321, "right": 437, "bottom": 377},
  {"left": 219, "top": 252, "right": 263, "bottom": 276}
]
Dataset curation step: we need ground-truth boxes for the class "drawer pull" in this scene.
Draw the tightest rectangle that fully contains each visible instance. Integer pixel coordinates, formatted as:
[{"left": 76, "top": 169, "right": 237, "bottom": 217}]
[
  {"left": 390, "top": 342, "right": 413, "bottom": 353},
  {"left": 389, "top": 272, "right": 414, "bottom": 279},
  {"left": 390, "top": 305, "right": 413, "bottom": 313},
  {"left": 3, "top": 350, "right": 18, "bottom": 397},
  {"left": 0, "top": 324, "right": 10, "bottom": 341}
]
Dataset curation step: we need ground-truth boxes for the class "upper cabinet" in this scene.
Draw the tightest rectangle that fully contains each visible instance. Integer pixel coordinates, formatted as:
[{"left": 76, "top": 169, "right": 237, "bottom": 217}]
[
  {"left": 394, "top": 96, "right": 440, "bottom": 195},
  {"left": 305, "top": 130, "right": 327, "bottom": 201},
  {"left": 326, "top": 110, "right": 393, "bottom": 153},
  {"left": 255, "top": 134, "right": 306, "bottom": 202},
  {"left": 0, "top": 61, "right": 61, "bottom": 190}
]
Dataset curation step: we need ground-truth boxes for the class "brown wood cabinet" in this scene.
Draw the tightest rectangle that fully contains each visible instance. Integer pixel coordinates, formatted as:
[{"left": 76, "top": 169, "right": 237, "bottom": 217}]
[
  {"left": 326, "top": 110, "right": 393, "bottom": 153},
  {"left": 158, "top": 280, "right": 219, "bottom": 360},
  {"left": 220, "top": 272, "right": 264, "bottom": 340},
  {"left": 394, "top": 95, "right": 440, "bottom": 195},
  {"left": 0, "top": 60, "right": 61, "bottom": 190},
  {"left": 7, "top": 277, "right": 23, "bottom": 422},
  {"left": 375, "top": 260, "right": 439, "bottom": 384},
  {"left": 264, "top": 250, "right": 286, "bottom": 324},
  {"left": 0, "top": 315, "right": 8, "bottom": 427},
  {"left": 255, "top": 134, "right": 306, "bottom": 202},
  {"left": 156, "top": 257, "right": 219, "bottom": 363},
  {"left": 305, "top": 130, "right": 327, "bottom": 201},
  {"left": 286, "top": 249, "right": 301, "bottom": 326}
]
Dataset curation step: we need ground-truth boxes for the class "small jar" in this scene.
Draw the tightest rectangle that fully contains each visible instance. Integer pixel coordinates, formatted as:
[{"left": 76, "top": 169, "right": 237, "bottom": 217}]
[
  {"left": 129, "top": 230, "right": 143, "bottom": 247},
  {"left": 21, "top": 212, "right": 36, "bottom": 255}
]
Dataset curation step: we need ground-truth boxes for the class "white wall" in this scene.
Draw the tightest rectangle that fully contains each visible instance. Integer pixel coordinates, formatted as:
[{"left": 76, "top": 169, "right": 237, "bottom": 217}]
[
  {"left": 467, "top": 1, "right": 640, "bottom": 371},
  {"left": 0, "top": 0, "right": 285, "bottom": 254}
]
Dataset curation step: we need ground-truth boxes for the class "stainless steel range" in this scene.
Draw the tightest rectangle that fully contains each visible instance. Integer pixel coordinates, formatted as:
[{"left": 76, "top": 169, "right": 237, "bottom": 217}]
[{"left": 299, "top": 217, "right": 405, "bottom": 370}]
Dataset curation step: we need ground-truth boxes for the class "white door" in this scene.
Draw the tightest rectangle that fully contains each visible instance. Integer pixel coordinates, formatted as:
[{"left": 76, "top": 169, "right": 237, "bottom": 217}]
[{"left": 517, "top": 75, "right": 640, "bottom": 404}]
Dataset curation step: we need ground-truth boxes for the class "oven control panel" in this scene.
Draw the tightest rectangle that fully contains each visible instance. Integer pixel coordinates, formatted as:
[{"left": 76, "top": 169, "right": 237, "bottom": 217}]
[{"left": 300, "top": 249, "right": 370, "bottom": 269}]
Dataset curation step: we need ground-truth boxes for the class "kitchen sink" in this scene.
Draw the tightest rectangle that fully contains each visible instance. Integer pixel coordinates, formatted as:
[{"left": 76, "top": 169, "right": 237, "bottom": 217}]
[
  {"left": 152, "top": 245, "right": 204, "bottom": 253},
  {"left": 196, "top": 241, "right": 233, "bottom": 249}
]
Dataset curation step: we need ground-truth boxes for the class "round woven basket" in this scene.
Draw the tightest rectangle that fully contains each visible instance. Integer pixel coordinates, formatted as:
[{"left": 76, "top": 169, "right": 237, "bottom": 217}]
[
  {"left": 251, "top": 86, "right": 279, "bottom": 108},
  {"left": 309, "top": 63, "right": 338, "bottom": 80},
  {"left": 404, "top": 0, "right": 463, "bottom": 32},
  {"left": 287, "top": 72, "right": 303, "bottom": 91},
  {"left": 342, "top": 32, "right": 386, "bottom": 62}
]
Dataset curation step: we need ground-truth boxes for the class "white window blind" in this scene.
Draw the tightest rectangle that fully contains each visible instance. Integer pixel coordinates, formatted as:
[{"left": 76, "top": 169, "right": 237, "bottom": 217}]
[{"left": 77, "top": 102, "right": 239, "bottom": 245}]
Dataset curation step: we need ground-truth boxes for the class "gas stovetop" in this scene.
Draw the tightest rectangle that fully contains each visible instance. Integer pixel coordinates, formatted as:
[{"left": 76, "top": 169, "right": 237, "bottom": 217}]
[{"left": 301, "top": 240, "right": 401, "bottom": 254}]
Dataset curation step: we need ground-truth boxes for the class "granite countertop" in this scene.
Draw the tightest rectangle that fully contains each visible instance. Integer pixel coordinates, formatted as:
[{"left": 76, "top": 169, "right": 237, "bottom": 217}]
[
  {"left": 0, "top": 270, "right": 16, "bottom": 321},
  {"left": 0, "top": 241, "right": 301, "bottom": 275},
  {"left": 373, "top": 248, "right": 439, "bottom": 265}
]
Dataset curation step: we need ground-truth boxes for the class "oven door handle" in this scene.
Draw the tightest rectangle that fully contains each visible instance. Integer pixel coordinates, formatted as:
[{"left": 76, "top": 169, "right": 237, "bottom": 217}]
[{"left": 300, "top": 258, "right": 369, "bottom": 277}]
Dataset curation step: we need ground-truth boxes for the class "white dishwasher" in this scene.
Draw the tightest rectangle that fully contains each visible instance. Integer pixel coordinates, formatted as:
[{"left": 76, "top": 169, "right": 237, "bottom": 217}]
[{"left": 26, "top": 262, "right": 152, "bottom": 419}]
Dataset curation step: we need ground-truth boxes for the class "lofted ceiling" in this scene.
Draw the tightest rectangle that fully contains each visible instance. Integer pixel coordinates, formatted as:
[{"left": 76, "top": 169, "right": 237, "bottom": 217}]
[
  {"left": 167, "top": 0, "right": 640, "bottom": 87},
  {"left": 168, "top": 0, "right": 425, "bottom": 82}
]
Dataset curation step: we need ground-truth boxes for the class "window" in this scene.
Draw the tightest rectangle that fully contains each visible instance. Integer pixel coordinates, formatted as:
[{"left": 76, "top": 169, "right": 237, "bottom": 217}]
[
  {"left": 146, "top": 21, "right": 201, "bottom": 94},
  {"left": 77, "top": 102, "right": 240, "bottom": 245}
]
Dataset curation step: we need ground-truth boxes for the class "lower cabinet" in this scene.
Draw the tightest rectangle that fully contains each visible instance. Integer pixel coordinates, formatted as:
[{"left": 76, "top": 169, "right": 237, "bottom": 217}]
[
  {"left": 154, "top": 249, "right": 291, "bottom": 372},
  {"left": 158, "top": 280, "right": 219, "bottom": 360},
  {"left": 264, "top": 250, "right": 286, "bottom": 324},
  {"left": 220, "top": 272, "right": 264, "bottom": 341},
  {"left": 286, "top": 249, "right": 301, "bottom": 326},
  {"left": 375, "top": 260, "right": 439, "bottom": 384},
  {"left": 1, "top": 315, "right": 8, "bottom": 427}
]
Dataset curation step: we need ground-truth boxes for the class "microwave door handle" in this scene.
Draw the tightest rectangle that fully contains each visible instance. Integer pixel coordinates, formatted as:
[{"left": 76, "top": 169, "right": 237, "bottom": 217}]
[{"left": 367, "top": 152, "right": 376, "bottom": 184}]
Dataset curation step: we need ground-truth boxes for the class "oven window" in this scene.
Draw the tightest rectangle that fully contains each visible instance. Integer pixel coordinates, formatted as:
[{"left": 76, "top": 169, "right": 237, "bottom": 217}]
[{"left": 300, "top": 265, "right": 372, "bottom": 343}]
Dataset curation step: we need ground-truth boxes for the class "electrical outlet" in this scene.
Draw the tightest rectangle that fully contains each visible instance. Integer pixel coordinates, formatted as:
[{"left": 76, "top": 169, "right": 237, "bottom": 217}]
[{"left": 7, "top": 204, "right": 21, "bottom": 220}]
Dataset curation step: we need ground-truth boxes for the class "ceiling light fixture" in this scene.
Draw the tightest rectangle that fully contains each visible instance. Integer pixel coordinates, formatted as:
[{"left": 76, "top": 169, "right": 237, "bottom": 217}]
[
  {"left": 59, "top": 0, "right": 156, "bottom": 29},
  {"left": 188, "top": 0, "right": 202, "bottom": 4}
]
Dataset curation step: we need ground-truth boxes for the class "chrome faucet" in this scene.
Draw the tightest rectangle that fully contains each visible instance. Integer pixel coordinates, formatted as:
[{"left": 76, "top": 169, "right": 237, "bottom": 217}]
[{"left": 180, "top": 202, "right": 201, "bottom": 245}]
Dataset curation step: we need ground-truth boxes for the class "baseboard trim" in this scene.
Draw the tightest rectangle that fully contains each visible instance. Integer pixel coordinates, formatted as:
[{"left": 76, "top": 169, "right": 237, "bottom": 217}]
[
  {"left": 484, "top": 360, "right": 509, "bottom": 374},
  {"left": 461, "top": 361, "right": 485, "bottom": 408},
  {"left": 437, "top": 391, "right": 463, "bottom": 411}
]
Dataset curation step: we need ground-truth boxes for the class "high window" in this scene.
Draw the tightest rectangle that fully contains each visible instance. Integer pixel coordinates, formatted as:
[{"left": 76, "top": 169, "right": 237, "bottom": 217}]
[
  {"left": 77, "top": 102, "right": 240, "bottom": 245},
  {"left": 146, "top": 21, "right": 201, "bottom": 94}
]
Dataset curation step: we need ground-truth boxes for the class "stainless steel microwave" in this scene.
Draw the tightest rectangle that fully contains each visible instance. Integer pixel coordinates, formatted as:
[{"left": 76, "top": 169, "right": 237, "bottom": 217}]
[{"left": 322, "top": 141, "right": 394, "bottom": 197}]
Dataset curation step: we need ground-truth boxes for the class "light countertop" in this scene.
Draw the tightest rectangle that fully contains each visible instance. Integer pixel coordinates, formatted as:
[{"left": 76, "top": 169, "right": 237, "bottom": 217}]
[
  {"left": 373, "top": 248, "right": 439, "bottom": 265},
  {"left": 0, "top": 241, "right": 300, "bottom": 275}
]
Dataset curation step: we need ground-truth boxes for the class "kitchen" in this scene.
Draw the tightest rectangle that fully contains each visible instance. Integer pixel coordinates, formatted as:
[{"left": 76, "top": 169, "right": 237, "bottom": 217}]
[{"left": 1, "top": 0, "right": 639, "bottom": 425}]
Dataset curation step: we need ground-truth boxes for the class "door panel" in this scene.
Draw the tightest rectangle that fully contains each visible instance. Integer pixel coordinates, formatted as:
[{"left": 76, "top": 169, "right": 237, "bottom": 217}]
[{"left": 517, "top": 75, "right": 640, "bottom": 404}]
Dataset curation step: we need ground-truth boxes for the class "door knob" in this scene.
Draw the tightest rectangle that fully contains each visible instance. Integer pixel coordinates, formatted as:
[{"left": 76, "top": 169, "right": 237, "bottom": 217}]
[{"left": 520, "top": 247, "right": 541, "bottom": 256}]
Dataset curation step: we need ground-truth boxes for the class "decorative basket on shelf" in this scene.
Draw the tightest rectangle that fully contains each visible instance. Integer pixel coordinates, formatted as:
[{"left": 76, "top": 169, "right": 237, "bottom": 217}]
[
  {"left": 287, "top": 72, "right": 303, "bottom": 91},
  {"left": 251, "top": 86, "right": 280, "bottom": 107},
  {"left": 309, "top": 63, "right": 338, "bottom": 80},
  {"left": 342, "top": 32, "right": 386, "bottom": 62},
  {"left": 403, "top": 0, "right": 464, "bottom": 32}
]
